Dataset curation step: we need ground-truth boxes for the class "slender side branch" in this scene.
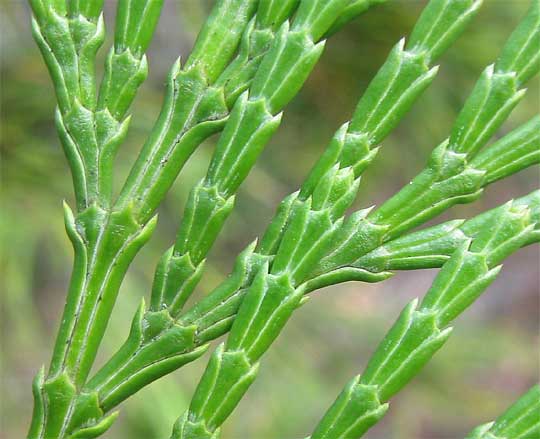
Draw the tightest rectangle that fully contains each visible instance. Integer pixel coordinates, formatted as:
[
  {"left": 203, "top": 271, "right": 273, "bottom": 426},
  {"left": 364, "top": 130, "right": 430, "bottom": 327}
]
[{"left": 310, "top": 202, "right": 539, "bottom": 439}]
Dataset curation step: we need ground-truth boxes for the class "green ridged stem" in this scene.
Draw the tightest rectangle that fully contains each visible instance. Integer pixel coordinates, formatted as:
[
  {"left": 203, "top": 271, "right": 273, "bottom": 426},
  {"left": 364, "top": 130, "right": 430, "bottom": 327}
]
[
  {"left": 27, "top": 0, "right": 539, "bottom": 437},
  {"left": 470, "top": 115, "right": 540, "bottom": 185},
  {"left": 452, "top": 0, "right": 539, "bottom": 157},
  {"left": 84, "top": 0, "right": 487, "bottom": 421},
  {"left": 150, "top": 0, "right": 350, "bottom": 317},
  {"left": 114, "top": 0, "right": 385, "bottom": 220},
  {"left": 85, "top": 0, "right": 357, "bottom": 416},
  {"left": 115, "top": 0, "right": 258, "bottom": 223},
  {"left": 302, "top": 12, "right": 537, "bottom": 282},
  {"left": 98, "top": 0, "right": 164, "bottom": 120},
  {"left": 40, "top": 193, "right": 538, "bottom": 439},
  {"left": 73, "top": 0, "right": 388, "bottom": 430},
  {"left": 119, "top": 0, "right": 377, "bottom": 220},
  {"left": 355, "top": 190, "right": 540, "bottom": 273},
  {"left": 154, "top": 0, "right": 481, "bottom": 317},
  {"left": 311, "top": 115, "right": 539, "bottom": 279},
  {"left": 85, "top": 242, "right": 270, "bottom": 412},
  {"left": 30, "top": 0, "right": 105, "bottom": 208},
  {"left": 47, "top": 0, "right": 162, "bottom": 382},
  {"left": 216, "top": 0, "right": 301, "bottom": 107},
  {"left": 362, "top": 1, "right": 538, "bottom": 242},
  {"left": 466, "top": 385, "right": 540, "bottom": 439},
  {"left": 29, "top": 1, "right": 166, "bottom": 438},
  {"left": 31, "top": 0, "right": 163, "bottom": 209},
  {"left": 60, "top": 0, "right": 251, "bottom": 385},
  {"left": 27, "top": 0, "right": 264, "bottom": 437},
  {"left": 116, "top": 0, "right": 382, "bottom": 225},
  {"left": 188, "top": 191, "right": 539, "bottom": 342},
  {"left": 85, "top": 4, "right": 538, "bottom": 428},
  {"left": 310, "top": 203, "right": 539, "bottom": 439},
  {"left": 170, "top": 2, "right": 489, "bottom": 437},
  {"left": 289, "top": 0, "right": 531, "bottom": 279},
  {"left": 149, "top": 0, "right": 389, "bottom": 318}
]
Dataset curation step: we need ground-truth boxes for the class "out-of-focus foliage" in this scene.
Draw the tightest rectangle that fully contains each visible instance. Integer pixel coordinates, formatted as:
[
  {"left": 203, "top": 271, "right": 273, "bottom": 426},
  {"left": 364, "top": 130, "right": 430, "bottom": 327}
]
[{"left": 1, "top": 1, "right": 538, "bottom": 438}]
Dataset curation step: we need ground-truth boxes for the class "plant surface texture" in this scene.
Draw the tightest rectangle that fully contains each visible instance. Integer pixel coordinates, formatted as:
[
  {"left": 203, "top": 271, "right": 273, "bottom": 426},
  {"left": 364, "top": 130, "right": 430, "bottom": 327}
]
[{"left": 1, "top": 0, "right": 538, "bottom": 438}]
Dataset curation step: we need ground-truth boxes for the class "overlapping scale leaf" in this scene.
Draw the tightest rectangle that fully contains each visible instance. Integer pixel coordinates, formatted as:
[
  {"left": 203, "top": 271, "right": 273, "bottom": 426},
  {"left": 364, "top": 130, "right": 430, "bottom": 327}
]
[
  {"left": 407, "top": 0, "right": 482, "bottom": 62},
  {"left": 270, "top": 0, "right": 485, "bottom": 278},
  {"left": 73, "top": 2, "right": 538, "bottom": 435},
  {"left": 495, "top": 0, "right": 540, "bottom": 85},
  {"left": 449, "top": 1, "right": 538, "bottom": 157},
  {"left": 256, "top": 0, "right": 300, "bottom": 30},
  {"left": 368, "top": 141, "right": 486, "bottom": 239},
  {"left": 361, "top": 6, "right": 539, "bottom": 241},
  {"left": 171, "top": 345, "right": 259, "bottom": 439},
  {"left": 185, "top": 0, "right": 259, "bottom": 83},
  {"left": 85, "top": 303, "right": 208, "bottom": 412},
  {"left": 116, "top": 0, "right": 256, "bottom": 221}
]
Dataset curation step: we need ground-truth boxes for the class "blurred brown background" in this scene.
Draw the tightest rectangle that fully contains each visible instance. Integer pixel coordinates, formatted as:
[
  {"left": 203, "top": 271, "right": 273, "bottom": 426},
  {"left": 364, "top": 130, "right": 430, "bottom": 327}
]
[{"left": 1, "top": 1, "right": 539, "bottom": 438}]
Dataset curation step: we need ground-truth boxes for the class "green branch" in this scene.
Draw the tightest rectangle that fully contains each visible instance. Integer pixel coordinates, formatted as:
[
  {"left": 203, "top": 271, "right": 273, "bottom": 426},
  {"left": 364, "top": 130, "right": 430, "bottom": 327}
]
[
  {"left": 310, "top": 200, "right": 539, "bottom": 438},
  {"left": 26, "top": 0, "right": 538, "bottom": 437}
]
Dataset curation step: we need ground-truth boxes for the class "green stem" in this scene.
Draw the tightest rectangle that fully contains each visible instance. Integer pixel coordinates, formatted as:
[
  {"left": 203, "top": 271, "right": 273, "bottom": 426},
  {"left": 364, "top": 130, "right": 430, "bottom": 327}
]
[
  {"left": 310, "top": 200, "right": 539, "bottom": 439},
  {"left": 84, "top": 0, "right": 487, "bottom": 421}
]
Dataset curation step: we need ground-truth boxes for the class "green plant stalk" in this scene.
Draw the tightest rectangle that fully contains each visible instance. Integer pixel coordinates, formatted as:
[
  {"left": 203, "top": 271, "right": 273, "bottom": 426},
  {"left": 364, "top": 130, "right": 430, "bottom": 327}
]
[
  {"left": 354, "top": 117, "right": 540, "bottom": 273},
  {"left": 30, "top": 0, "right": 105, "bottom": 209},
  {"left": 27, "top": 0, "right": 261, "bottom": 437},
  {"left": 53, "top": 0, "right": 261, "bottom": 397},
  {"left": 149, "top": 0, "right": 395, "bottom": 321},
  {"left": 84, "top": 0, "right": 482, "bottom": 422},
  {"left": 90, "top": 50, "right": 538, "bottom": 438},
  {"left": 114, "top": 0, "right": 377, "bottom": 224},
  {"left": 87, "top": 2, "right": 539, "bottom": 424},
  {"left": 27, "top": 1, "right": 534, "bottom": 435},
  {"left": 361, "top": 0, "right": 539, "bottom": 241},
  {"left": 171, "top": 3, "right": 538, "bottom": 435},
  {"left": 466, "top": 385, "right": 540, "bottom": 439},
  {"left": 83, "top": 0, "right": 357, "bottom": 415},
  {"left": 181, "top": 189, "right": 540, "bottom": 342},
  {"left": 123, "top": 0, "right": 384, "bottom": 318},
  {"left": 171, "top": 188, "right": 539, "bottom": 439},
  {"left": 151, "top": 0, "right": 398, "bottom": 318},
  {"left": 148, "top": 0, "right": 398, "bottom": 320},
  {"left": 145, "top": 0, "right": 390, "bottom": 364},
  {"left": 307, "top": 0, "right": 539, "bottom": 280},
  {"left": 310, "top": 201, "right": 540, "bottom": 439},
  {"left": 28, "top": 1, "right": 165, "bottom": 438},
  {"left": 168, "top": 1, "right": 502, "bottom": 437},
  {"left": 28, "top": 0, "right": 388, "bottom": 435},
  {"left": 114, "top": 0, "right": 258, "bottom": 224},
  {"left": 151, "top": 0, "right": 355, "bottom": 320}
]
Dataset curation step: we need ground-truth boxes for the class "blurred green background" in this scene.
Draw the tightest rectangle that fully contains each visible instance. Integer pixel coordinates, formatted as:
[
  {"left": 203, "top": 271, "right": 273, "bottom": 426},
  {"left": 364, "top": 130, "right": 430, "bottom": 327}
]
[{"left": 1, "top": 1, "right": 539, "bottom": 438}]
